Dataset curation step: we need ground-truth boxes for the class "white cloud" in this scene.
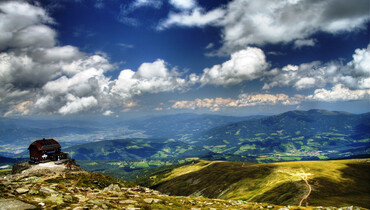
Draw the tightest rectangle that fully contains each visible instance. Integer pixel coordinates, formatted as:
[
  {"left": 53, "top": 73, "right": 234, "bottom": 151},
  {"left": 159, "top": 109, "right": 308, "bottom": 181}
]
[
  {"left": 307, "top": 84, "right": 370, "bottom": 102},
  {"left": 205, "top": 43, "right": 214, "bottom": 49},
  {"left": 132, "top": 0, "right": 162, "bottom": 9},
  {"left": 112, "top": 59, "right": 188, "bottom": 98},
  {"left": 200, "top": 47, "right": 269, "bottom": 86},
  {"left": 1, "top": 0, "right": 368, "bottom": 116},
  {"left": 9, "top": 25, "right": 56, "bottom": 49},
  {"left": 35, "top": 65, "right": 112, "bottom": 114},
  {"left": 294, "top": 77, "right": 317, "bottom": 89},
  {"left": 282, "top": 64, "right": 299, "bottom": 72},
  {"left": 33, "top": 46, "right": 83, "bottom": 63},
  {"left": 218, "top": 0, "right": 370, "bottom": 53},
  {"left": 0, "top": 1, "right": 54, "bottom": 50},
  {"left": 238, "top": 93, "right": 304, "bottom": 106},
  {"left": 159, "top": 0, "right": 369, "bottom": 54},
  {"left": 58, "top": 95, "right": 98, "bottom": 115},
  {"left": 169, "top": 0, "right": 197, "bottom": 10},
  {"left": 158, "top": 7, "right": 225, "bottom": 30},
  {"left": 172, "top": 93, "right": 304, "bottom": 111},
  {"left": 349, "top": 44, "right": 370, "bottom": 77},
  {"left": 136, "top": 59, "right": 169, "bottom": 79},
  {"left": 293, "top": 39, "right": 316, "bottom": 49},
  {"left": 103, "top": 110, "right": 114, "bottom": 116},
  {"left": 264, "top": 44, "right": 370, "bottom": 91}
]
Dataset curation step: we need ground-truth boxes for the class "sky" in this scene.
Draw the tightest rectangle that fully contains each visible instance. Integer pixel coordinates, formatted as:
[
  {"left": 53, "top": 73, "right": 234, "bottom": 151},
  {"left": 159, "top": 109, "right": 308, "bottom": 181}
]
[{"left": 0, "top": 0, "right": 369, "bottom": 118}]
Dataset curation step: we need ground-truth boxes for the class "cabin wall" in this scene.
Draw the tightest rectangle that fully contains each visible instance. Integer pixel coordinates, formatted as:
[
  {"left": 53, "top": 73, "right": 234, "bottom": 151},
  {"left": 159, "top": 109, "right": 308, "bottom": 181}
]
[{"left": 29, "top": 147, "right": 42, "bottom": 162}]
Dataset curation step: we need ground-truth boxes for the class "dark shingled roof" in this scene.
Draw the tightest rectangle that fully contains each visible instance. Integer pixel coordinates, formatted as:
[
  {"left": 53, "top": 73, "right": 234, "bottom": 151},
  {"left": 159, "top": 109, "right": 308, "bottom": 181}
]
[{"left": 28, "top": 138, "right": 61, "bottom": 151}]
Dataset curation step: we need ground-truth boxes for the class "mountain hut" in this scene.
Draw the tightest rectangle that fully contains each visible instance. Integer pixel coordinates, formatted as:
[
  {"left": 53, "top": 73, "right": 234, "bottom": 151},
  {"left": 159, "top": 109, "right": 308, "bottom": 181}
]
[{"left": 28, "top": 138, "right": 68, "bottom": 163}]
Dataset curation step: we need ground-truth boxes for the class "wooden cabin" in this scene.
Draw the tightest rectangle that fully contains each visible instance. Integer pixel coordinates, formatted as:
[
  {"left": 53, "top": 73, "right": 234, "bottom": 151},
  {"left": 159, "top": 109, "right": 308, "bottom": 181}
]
[{"left": 28, "top": 138, "right": 68, "bottom": 163}]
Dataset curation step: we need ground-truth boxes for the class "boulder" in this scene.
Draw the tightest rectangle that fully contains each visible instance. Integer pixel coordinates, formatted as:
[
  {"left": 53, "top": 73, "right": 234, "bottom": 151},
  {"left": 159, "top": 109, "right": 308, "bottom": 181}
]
[
  {"left": 40, "top": 186, "right": 56, "bottom": 195},
  {"left": 0, "top": 198, "right": 36, "bottom": 209},
  {"left": 143, "top": 198, "right": 153, "bottom": 204},
  {"left": 15, "top": 187, "right": 29, "bottom": 194},
  {"left": 12, "top": 162, "right": 31, "bottom": 174},
  {"left": 103, "top": 184, "right": 120, "bottom": 192}
]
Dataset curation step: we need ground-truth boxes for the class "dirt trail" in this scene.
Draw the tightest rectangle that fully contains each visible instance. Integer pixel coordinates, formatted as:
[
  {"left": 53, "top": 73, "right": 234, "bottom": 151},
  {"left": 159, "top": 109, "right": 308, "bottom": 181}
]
[{"left": 299, "top": 178, "right": 312, "bottom": 207}]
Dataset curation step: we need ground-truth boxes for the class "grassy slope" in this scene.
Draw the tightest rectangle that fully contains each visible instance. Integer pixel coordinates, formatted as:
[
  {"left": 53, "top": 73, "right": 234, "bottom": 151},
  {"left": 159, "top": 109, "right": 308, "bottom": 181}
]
[{"left": 138, "top": 159, "right": 370, "bottom": 208}]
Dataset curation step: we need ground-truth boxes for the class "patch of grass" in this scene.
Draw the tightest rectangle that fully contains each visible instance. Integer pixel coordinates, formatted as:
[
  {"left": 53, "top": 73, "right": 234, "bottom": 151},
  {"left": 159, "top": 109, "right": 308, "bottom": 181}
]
[
  {"left": 0, "top": 169, "right": 11, "bottom": 176},
  {"left": 147, "top": 159, "right": 370, "bottom": 208}
]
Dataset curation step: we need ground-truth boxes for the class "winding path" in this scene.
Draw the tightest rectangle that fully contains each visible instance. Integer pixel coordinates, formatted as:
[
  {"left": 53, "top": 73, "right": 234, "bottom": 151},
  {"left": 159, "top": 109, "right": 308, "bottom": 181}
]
[{"left": 299, "top": 178, "right": 312, "bottom": 207}]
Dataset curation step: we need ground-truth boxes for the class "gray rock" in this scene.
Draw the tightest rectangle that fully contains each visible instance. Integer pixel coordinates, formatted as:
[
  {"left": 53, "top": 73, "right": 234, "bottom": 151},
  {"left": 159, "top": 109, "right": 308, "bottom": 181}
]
[
  {"left": 143, "top": 198, "right": 153, "bottom": 204},
  {"left": 0, "top": 198, "right": 36, "bottom": 210},
  {"left": 119, "top": 200, "right": 137, "bottom": 204},
  {"left": 15, "top": 187, "right": 29, "bottom": 194},
  {"left": 103, "top": 184, "right": 120, "bottom": 192},
  {"left": 40, "top": 186, "right": 56, "bottom": 195}
]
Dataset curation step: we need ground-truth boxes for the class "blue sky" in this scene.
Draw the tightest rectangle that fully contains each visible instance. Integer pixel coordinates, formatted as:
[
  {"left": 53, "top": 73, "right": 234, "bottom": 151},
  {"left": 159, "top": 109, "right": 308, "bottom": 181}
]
[{"left": 0, "top": 0, "right": 369, "bottom": 117}]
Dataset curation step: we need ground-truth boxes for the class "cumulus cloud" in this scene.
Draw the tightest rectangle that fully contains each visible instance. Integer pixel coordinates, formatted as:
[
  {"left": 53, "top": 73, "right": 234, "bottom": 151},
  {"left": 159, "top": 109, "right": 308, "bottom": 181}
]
[
  {"left": 238, "top": 93, "right": 304, "bottom": 106},
  {"left": 200, "top": 47, "right": 269, "bottom": 86},
  {"left": 34, "top": 63, "right": 112, "bottom": 114},
  {"left": 111, "top": 59, "right": 187, "bottom": 98},
  {"left": 103, "top": 110, "right": 114, "bottom": 116},
  {"left": 219, "top": 0, "right": 370, "bottom": 53},
  {"left": 172, "top": 98, "right": 237, "bottom": 111},
  {"left": 58, "top": 95, "right": 98, "bottom": 115},
  {"left": 263, "top": 44, "right": 370, "bottom": 91},
  {"left": 172, "top": 93, "right": 304, "bottom": 111},
  {"left": 1, "top": 0, "right": 368, "bottom": 116},
  {"left": 132, "top": 0, "right": 162, "bottom": 9},
  {"left": 169, "top": 0, "right": 197, "bottom": 10},
  {"left": 0, "top": 1, "right": 54, "bottom": 50},
  {"left": 307, "top": 84, "right": 370, "bottom": 102},
  {"left": 158, "top": 0, "right": 369, "bottom": 53},
  {"left": 293, "top": 39, "right": 316, "bottom": 49},
  {"left": 157, "top": 7, "right": 225, "bottom": 30},
  {"left": 0, "top": 0, "right": 193, "bottom": 116},
  {"left": 34, "top": 57, "right": 189, "bottom": 115}
]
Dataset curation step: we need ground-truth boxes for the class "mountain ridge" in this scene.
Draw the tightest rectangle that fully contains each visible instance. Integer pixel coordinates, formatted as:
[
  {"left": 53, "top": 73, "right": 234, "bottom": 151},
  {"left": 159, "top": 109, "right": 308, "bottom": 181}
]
[
  {"left": 194, "top": 109, "right": 370, "bottom": 161},
  {"left": 137, "top": 158, "right": 370, "bottom": 208}
]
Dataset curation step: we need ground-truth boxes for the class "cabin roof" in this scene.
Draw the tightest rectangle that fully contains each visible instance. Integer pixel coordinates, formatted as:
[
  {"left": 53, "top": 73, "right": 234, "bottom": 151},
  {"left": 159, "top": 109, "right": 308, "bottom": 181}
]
[{"left": 28, "top": 138, "right": 61, "bottom": 151}]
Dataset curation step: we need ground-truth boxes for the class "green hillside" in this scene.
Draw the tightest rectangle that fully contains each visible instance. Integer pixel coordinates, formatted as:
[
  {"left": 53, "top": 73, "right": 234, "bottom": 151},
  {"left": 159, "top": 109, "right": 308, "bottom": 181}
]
[
  {"left": 64, "top": 138, "right": 213, "bottom": 161},
  {"left": 196, "top": 109, "right": 370, "bottom": 161},
  {"left": 5, "top": 161, "right": 348, "bottom": 210},
  {"left": 137, "top": 159, "right": 370, "bottom": 208},
  {"left": 126, "top": 113, "right": 263, "bottom": 143}
]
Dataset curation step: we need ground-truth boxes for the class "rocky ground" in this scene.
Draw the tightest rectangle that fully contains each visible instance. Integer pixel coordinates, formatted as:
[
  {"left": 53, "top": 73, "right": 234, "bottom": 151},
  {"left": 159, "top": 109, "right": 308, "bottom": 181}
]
[{"left": 0, "top": 160, "right": 366, "bottom": 210}]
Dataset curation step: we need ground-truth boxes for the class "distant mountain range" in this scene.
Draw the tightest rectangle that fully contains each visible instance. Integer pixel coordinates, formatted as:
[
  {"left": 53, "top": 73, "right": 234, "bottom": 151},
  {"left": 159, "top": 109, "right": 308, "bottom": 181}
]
[
  {"left": 194, "top": 109, "right": 370, "bottom": 161},
  {"left": 125, "top": 113, "right": 264, "bottom": 143},
  {"left": 0, "top": 113, "right": 263, "bottom": 156},
  {"left": 64, "top": 138, "right": 213, "bottom": 161},
  {"left": 3, "top": 109, "right": 370, "bottom": 162},
  {"left": 61, "top": 109, "right": 370, "bottom": 166}
]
